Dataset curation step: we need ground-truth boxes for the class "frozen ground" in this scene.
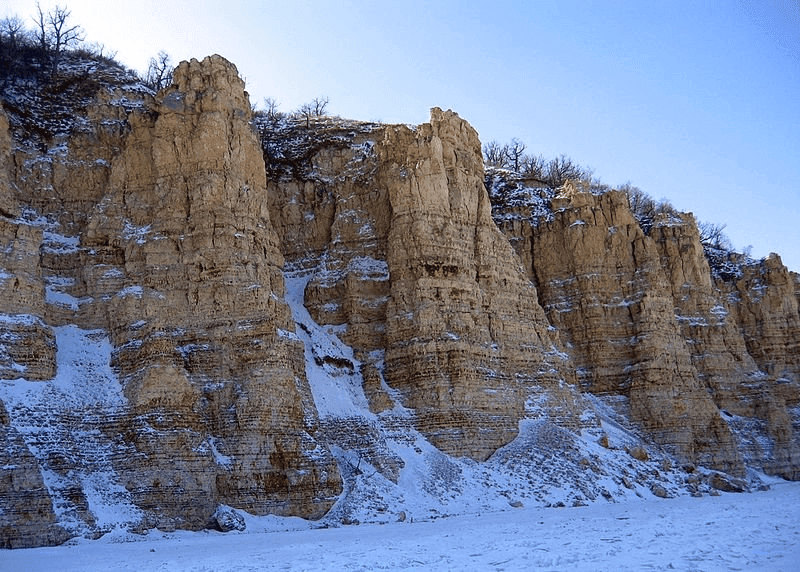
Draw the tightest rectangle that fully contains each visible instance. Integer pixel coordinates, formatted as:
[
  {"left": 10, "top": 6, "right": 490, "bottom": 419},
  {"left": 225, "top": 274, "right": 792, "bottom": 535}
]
[{"left": 3, "top": 481, "right": 798, "bottom": 571}]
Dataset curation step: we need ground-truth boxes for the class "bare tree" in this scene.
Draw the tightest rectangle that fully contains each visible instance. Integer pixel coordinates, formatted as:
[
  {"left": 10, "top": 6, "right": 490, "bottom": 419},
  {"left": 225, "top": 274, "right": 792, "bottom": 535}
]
[
  {"left": 0, "top": 15, "right": 26, "bottom": 49},
  {"left": 144, "top": 50, "right": 173, "bottom": 91},
  {"left": 520, "top": 153, "right": 547, "bottom": 179},
  {"left": 482, "top": 140, "right": 509, "bottom": 168},
  {"left": 263, "top": 97, "right": 284, "bottom": 122},
  {"left": 79, "top": 40, "right": 117, "bottom": 62},
  {"left": 34, "top": 3, "right": 85, "bottom": 78},
  {"left": 698, "top": 220, "right": 731, "bottom": 250},
  {"left": 297, "top": 96, "right": 329, "bottom": 127},
  {"left": 507, "top": 138, "right": 527, "bottom": 172},
  {"left": 310, "top": 96, "right": 329, "bottom": 116},
  {"left": 544, "top": 154, "right": 592, "bottom": 188},
  {"left": 621, "top": 183, "right": 655, "bottom": 220},
  {"left": 0, "top": 16, "right": 29, "bottom": 85}
]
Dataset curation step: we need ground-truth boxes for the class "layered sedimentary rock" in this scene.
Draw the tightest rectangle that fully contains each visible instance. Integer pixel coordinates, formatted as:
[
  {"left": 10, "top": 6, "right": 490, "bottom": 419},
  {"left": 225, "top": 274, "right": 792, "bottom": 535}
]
[
  {"left": 522, "top": 187, "right": 742, "bottom": 473},
  {"left": 716, "top": 255, "right": 800, "bottom": 478},
  {"left": 490, "top": 173, "right": 800, "bottom": 477},
  {"left": 1, "top": 55, "right": 341, "bottom": 540},
  {"left": 378, "top": 111, "right": 582, "bottom": 460},
  {"left": 83, "top": 56, "right": 340, "bottom": 524},
  {"left": 0, "top": 110, "right": 56, "bottom": 381},
  {"left": 2, "top": 51, "right": 800, "bottom": 548},
  {"left": 0, "top": 400, "right": 68, "bottom": 548},
  {"left": 266, "top": 109, "right": 586, "bottom": 462}
]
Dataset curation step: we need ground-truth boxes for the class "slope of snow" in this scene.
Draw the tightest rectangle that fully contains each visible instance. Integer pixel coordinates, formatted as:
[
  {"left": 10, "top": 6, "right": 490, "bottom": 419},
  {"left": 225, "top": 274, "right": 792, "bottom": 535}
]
[
  {"left": 0, "top": 326, "right": 140, "bottom": 536},
  {"left": 284, "top": 273, "right": 373, "bottom": 418},
  {"left": 0, "top": 325, "right": 125, "bottom": 410},
  {"left": 0, "top": 265, "right": 789, "bottom": 547},
  {"left": 3, "top": 482, "right": 798, "bottom": 571}
]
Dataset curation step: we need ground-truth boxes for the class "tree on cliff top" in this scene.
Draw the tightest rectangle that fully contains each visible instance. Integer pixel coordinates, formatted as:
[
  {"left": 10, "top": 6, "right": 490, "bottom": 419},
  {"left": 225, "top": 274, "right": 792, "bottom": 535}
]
[
  {"left": 33, "top": 3, "right": 85, "bottom": 79},
  {"left": 483, "top": 139, "right": 593, "bottom": 189},
  {"left": 297, "top": 96, "right": 329, "bottom": 127},
  {"left": 144, "top": 50, "right": 173, "bottom": 91}
]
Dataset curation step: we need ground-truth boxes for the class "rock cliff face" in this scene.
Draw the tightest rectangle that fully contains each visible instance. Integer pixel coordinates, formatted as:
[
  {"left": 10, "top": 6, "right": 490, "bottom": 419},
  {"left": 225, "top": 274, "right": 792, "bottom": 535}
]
[
  {"left": 266, "top": 109, "right": 585, "bottom": 462},
  {"left": 1, "top": 56, "right": 340, "bottom": 544},
  {"left": 1, "top": 54, "right": 799, "bottom": 548},
  {"left": 529, "top": 189, "right": 743, "bottom": 474},
  {"left": 490, "top": 174, "right": 800, "bottom": 479}
]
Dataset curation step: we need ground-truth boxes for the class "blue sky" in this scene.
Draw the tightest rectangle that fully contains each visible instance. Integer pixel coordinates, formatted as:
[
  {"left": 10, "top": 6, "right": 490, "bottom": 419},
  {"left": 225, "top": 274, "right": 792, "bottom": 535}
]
[{"left": 5, "top": 0, "right": 800, "bottom": 271}]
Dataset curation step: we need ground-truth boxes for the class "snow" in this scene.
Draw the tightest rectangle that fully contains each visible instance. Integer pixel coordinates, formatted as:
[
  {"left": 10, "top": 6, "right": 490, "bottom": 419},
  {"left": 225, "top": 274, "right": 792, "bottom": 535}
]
[
  {"left": 116, "top": 285, "right": 143, "bottom": 298},
  {"left": 1, "top": 252, "right": 796, "bottom": 561},
  {"left": 0, "top": 325, "right": 125, "bottom": 412},
  {"left": 123, "top": 222, "right": 152, "bottom": 245},
  {"left": 207, "top": 437, "right": 233, "bottom": 468},
  {"left": 284, "top": 272, "right": 373, "bottom": 418},
  {"left": 0, "top": 313, "right": 45, "bottom": 327},
  {"left": 42, "top": 231, "right": 80, "bottom": 254},
  {"left": 0, "top": 325, "right": 140, "bottom": 537},
  {"left": 2, "top": 482, "right": 798, "bottom": 571},
  {"left": 45, "top": 286, "right": 92, "bottom": 311}
]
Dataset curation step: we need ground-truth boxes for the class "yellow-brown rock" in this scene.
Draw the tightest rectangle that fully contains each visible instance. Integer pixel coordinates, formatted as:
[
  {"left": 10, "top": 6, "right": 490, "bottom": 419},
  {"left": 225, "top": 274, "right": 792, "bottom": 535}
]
[
  {"left": 80, "top": 55, "right": 340, "bottom": 525},
  {"left": 1, "top": 55, "right": 342, "bottom": 542},
  {"left": 0, "top": 110, "right": 56, "bottom": 381},
  {"left": 718, "top": 254, "right": 800, "bottom": 478},
  {"left": 3, "top": 50, "right": 800, "bottom": 548},
  {"left": 266, "top": 109, "right": 585, "bottom": 461},
  {"left": 378, "top": 109, "right": 581, "bottom": 460},
  {"left": 519, "top": 188, "right": 743, "bottom": 473},
  {"left": 0, "top": 399, "right": 69, "bottom": 548}
]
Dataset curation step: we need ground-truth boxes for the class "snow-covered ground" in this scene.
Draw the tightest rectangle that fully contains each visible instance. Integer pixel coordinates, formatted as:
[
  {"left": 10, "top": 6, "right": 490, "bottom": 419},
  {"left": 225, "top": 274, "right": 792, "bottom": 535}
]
[{"left": 3, "top": 482, "right": 798, "bottom": 571}]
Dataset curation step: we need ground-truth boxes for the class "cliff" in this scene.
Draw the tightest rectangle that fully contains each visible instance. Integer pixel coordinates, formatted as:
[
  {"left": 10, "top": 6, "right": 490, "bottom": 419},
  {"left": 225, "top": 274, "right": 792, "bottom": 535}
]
[
  {"left": 1, "top": 54, "right": 798, "bottom": 547},
  {"left": 490, "top": 174, "right": 800, "bottom": 478}
]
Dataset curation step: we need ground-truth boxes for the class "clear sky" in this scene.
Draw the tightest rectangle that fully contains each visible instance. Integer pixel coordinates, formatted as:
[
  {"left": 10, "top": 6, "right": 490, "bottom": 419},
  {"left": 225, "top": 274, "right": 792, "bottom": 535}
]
[{"left": 5, "top": 0, "right": 800, "bottom": 271}]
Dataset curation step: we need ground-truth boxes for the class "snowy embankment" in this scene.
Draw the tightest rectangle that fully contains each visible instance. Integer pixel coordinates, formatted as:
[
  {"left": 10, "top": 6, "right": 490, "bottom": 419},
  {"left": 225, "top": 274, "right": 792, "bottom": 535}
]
[{"left": 3, "top": 481, "right": 798, "bottom": 571}]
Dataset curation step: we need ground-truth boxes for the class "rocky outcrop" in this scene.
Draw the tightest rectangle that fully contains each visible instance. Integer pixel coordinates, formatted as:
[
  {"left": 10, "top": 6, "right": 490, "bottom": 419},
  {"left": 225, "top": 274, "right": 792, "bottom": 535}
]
[
  {"left": 84, "top": 56, "right": 341, "bottom": 525},
  {"left": 1, "top": 55, "right": 341, "bottom": 542},
  {"left": 490, "top": 173, "right": 799, "bottom": 478},
  {"left": 650, "top": 219, "right": 800, "bottom": 479},
  {"left": 378, "top": 111, "right": 582, "bottom": 460},
  {"left": 266, "top": 109, "right": 586, "bottom": 462},
  {"left": 0, "top": 400, "right": 69, "bottom": 548},
  {"left": 520, "top": 187, "right": 742, "bottom": 473},
  {"left": 2, "top": 52, "right": 799, "bottom": 548},
  {"left": 0, "top": 110, "right": 56, "bottom": 381}
]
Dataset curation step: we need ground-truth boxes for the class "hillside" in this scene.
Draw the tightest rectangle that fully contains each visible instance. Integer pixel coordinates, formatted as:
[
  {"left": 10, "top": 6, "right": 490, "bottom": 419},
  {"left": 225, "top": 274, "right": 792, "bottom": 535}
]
[{"left": 1, "top": 54, "right": 798, "bottom": 548}]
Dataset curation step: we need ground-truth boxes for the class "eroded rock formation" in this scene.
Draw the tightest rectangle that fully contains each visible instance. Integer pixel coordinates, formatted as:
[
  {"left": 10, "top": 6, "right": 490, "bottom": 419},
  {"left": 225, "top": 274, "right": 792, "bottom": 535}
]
[
  {"left": 490, "top": 174, "right": 800, "bottom": 478},
  {"left": 1, "top": 56, "right": 341, "bottom": 540},
  {"left": 1, "top": 53, "right": 799, "bottom": 548}
]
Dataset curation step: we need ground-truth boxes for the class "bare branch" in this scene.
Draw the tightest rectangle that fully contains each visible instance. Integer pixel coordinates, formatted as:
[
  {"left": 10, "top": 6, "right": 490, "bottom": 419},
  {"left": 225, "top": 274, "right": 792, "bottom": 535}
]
[
  {"left": 144, "top": 50, "right": 173, "bottom": 91},
  {"left": 297, "top": 96, "right": 329, "bottom": 127},
  {"left": 482, "top": 140, "right": 509, "bottom": 168},
  {"left": 33, "top": 3, "right": 85, "bottom": 78},
  {"left": 507, "top": 138, "right": 526, "bottom": 172}
]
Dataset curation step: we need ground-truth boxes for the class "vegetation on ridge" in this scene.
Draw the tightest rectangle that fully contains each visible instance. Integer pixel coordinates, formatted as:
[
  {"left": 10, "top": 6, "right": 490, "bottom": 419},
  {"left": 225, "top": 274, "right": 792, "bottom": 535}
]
[{"left": 482, "top": 138, "right": 756, "bottom": 280}]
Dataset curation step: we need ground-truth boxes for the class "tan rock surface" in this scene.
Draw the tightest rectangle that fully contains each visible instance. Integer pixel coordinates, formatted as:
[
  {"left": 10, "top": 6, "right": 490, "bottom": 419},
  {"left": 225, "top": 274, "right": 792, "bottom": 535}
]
[
  {"left": 0, "top": 399, "right": 69, "bottom": 548},
  {"left": 1, "top": 55, "right": 342, "bottom": 542},
  {"left": 719, "top": 254, "right": 800, "bottom": 478},
  {"left": 508, "top": 187, "right": 742, "bottom": 473},
  {"left": 649, "top": 217, "right": 799, "bottom": 478},
  {"left": 378, "top": 110, "right": 582, "bottom": 460},
  {"left": 266, "top": 109, "right": 585, "bottom": 462},
  {"left": 3, "top": 51, "right": 800, "bottom": 548},
  {"left": 82, "top": 55, "right": 341, "bottom": 524},
  {"left": 0, "top": 110, "right": 56, "bottom": 381}
]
